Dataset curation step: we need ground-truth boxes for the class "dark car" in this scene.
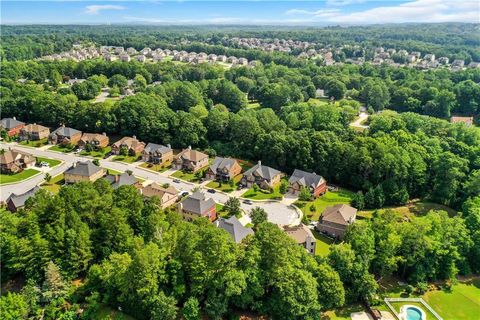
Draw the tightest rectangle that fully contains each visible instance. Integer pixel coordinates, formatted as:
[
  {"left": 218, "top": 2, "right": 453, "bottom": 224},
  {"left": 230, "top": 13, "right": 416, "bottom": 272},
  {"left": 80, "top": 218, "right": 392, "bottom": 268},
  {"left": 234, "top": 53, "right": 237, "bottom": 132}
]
[
  {"left": 243, "top": 200, "right": 253, "bottom": 205},
  {"left": 173, "top": 179, "right": 181, "bottom": 183},
  {"left": 207, "top": 189, "right": 216, "bottom": 194}
]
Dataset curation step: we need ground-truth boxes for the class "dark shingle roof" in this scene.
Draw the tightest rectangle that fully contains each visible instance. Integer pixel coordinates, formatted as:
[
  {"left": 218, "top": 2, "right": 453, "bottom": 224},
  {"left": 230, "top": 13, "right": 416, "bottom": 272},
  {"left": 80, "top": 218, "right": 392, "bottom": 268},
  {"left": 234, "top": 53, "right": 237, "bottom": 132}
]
[
  {"left": 1, "top": 118, "right": 25, "bottom": 129},
  {"left": 144, "top": 143, "right": 172, "bottom": 154},
  {"left": 104, "top": 172, "right": 137, "bottom": 189},
  {"left": 217, "top": 216, "right": 254, "bottom": 243},
  {"left": 65, "top": 161, "right": 103, "bottom": 177},
  {"left": 321, "top": 204, "right": 357, "bottom": 225},
  {"left": 243, "top": 161, "right": 280, "bottom": 181},
  {"left": 7, "top": 186, "right": 40, "bottom": 209},
  {"left": 288, "top": 169, "right": 325, "bottom": 189},
  {"left": 52, "top": 126, "right": 81, "bottom": 137},
  {"left": 209, "top": 157, "right": 237, "bottom": 172},
  {"left": 181, "top": 191, "right": 215, "bottom": 215}
]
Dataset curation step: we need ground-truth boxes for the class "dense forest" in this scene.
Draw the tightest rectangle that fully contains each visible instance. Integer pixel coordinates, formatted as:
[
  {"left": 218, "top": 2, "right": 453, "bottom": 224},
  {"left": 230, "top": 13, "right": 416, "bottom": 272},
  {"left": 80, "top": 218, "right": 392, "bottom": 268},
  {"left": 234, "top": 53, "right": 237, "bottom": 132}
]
[{"left": 1, "top": 25, "right": 480, "bottom": 319}]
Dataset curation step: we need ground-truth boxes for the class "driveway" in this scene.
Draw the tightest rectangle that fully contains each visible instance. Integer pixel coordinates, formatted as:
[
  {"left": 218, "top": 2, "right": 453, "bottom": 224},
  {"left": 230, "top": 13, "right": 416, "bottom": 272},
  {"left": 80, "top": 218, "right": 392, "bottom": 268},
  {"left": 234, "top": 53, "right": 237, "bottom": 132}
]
[
  {"left": 0, "top": 142, "right": 301, "bottom": 226},
  {"left": 349, "top": 112, "right": 369, "bottom": 129}
]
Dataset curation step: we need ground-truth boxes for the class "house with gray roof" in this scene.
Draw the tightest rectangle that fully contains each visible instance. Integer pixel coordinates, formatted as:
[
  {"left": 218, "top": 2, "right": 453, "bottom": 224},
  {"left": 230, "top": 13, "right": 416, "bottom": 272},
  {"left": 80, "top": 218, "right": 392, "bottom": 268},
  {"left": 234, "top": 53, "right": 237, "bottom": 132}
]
[
  {"left": 316, "top": 204, "right": 357, "bottom": 239},
  {"left": 105, "top": 172, "right": 141, "bottom": 190},
  {"left": 178, "top": 191, "right": 217, "bottom": 222},
  {"left": 6, "top": 186, "right": 40, "bottom": 212},
  {"left": 283, "top": 224, "right": 316, "bottom": 255},
  {"left": 240, "top": 161, "right": 282, "bottom": 189},
  {"left": 1, "top": 117, "right": 25, "bottom": 137},
  {"left": 216, "top": 216, "right": 254, "bottom": 243},
  {"left": 206, "top": 157, "right": 242, "bottom": 181},
  {"left": 64, "top": 161, "right": 104, "bottom": 184},
  {"left": 288, "top": 169, "right": 327, "bottom": 197},
  {"left": 142, "top": 143, "right": 173, "bottom": 165},
  {"left": 49, "top": 125, "right": 82, "bottom": 146}
]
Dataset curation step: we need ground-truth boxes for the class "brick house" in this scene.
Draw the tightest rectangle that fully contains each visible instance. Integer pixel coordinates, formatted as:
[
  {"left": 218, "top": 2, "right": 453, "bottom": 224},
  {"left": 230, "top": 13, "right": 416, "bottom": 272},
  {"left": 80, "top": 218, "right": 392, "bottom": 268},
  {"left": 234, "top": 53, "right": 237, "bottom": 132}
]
[
  {"left": 19, "top": 123, "right": 50, "bottom": 141},
  {"left": 0, "top": 117, "right": 25, "bottom": 137},
  {"left": 105, "top": 172, "right": 142, "bottom": 190},
  {"left": 240, "top": 161, "right": 282, "bottom": 189},
  {"left": 141, "top": 183, "right": 179, "bottom": 209},
  {"left": 142, "top": 143, "right": 173, "bottom": 165},
  {"left": 64, "top": 161, "right": 105, "bottom": 184},
  {"left": 177, "top": 191, "right": 216, "bottom": 222},
  {"left": 205, "top": 157, "right": 242, "bottom": 181},
  {"left": 78, "top": 133, "right": 109, "bottom": 150},
  {"left": 111, "top": 136, "right": 145, "bottom": 155},
  {"left": 283, "top": 224, "right": 316, "bottom": 255},
  {"left": 451, "top": 116, "right": 474, "bottom": 127},
  {"left": 49, "top": 125, "right": 82, "bottom": 146},
  {"left": 6, "top": 186, "right": 40, "bottom": 212},
  {"left": 288, "top": 169, "right": 327, "bottom": 197},
  {"left": 0, "top": 148, "right": 36, "bottom": 174},
  {"left": 316, "top": 204, "right": 357, "bottom": 239},
  {"left": 173, "top": 147, "right": 209, "bottom": 173}
]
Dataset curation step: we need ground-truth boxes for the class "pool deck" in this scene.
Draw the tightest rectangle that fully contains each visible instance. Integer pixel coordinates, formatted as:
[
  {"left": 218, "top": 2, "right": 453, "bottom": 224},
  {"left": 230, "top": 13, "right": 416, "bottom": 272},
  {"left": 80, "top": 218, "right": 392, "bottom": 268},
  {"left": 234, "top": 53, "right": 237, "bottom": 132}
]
[{"left": 384, "top": 298, "right": 443, "bottom": 320}]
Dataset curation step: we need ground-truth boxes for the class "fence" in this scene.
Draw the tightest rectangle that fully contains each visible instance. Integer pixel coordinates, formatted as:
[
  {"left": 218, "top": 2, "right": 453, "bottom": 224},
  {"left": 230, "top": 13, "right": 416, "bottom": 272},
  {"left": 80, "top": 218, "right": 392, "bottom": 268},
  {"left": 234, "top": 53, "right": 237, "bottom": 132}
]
[{"left": 384, "top": 297, "right": 443, "bottom": 320}]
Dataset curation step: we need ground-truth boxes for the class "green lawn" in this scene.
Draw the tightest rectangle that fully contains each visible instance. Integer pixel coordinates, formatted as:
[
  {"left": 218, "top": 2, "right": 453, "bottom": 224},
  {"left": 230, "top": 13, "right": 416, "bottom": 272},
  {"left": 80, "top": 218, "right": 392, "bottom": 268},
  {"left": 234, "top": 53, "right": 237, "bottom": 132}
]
[
  {"left": 36, "top": 157, "right": 61, "bottom": 168},
  {"left": 295, "top": 188, "right": 355, "bottom": 221},
  {"left": 19, "top": 138, "right": 48, "bottom": 147},
  {"left": 170, "top": 168, "right": 207, "bottom": 183},
  {"left": 105, "top": 168, "right": 122, "bottom": 175},
  {"left": 112, "top": 154, "right": 141, "bottom": 163},
  {"left": 48, "top": 144, "right": 76, "bottom": 153},
  {"left": 323, "top": 303, "right": 364, "bottom": 320},
  {"left": 139, "top": 161, "right": 171, "bottom": 173},
  {"left": 94, "top": 305, "right": 136, "bottom": 320},
  {"left": 358, "top": 201, "right": 458, "bottom": 219},
  {"left": 312, "top": 230, "right": 335, "bottom": 256},
  {"left": 246, "top": 101, "right": 261, "bottom": 109},
  {"left": 206, "top": 174, "right": 242, "bottom": 193},
  {"left": 0, "top": 169, "right": 40, "bottom": 185},
  {"left": 80, "top": 146, "right": 111, "bottom": 158},
  {"left": 41, "top": 174, "right": 64, "bottom": 194},
  {"left": 216, "top": 203, "right": 225, "bottom": 214},
  {"left": 241, "top": 180, "right": 284, "bottom": 200}
]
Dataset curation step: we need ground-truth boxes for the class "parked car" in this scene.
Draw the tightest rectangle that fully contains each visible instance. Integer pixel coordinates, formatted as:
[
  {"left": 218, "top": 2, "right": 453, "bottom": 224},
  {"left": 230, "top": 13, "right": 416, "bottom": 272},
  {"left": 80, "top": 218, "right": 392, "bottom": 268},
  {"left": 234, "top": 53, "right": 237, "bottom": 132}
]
[
  {"left": 173, "top": 179, "right": 181, "bottom": 183},
  {"left": 41, "top": 162, "right": 50, "bottom": 167},
  {"left": 243, "top": 200, "right": 253, "bottom": 205},
  {"left": 207, "top": 189, "right": 216, "bottom": 194},
  {"left": 180, "top": 191, "right": 190, "bottom": 197}
]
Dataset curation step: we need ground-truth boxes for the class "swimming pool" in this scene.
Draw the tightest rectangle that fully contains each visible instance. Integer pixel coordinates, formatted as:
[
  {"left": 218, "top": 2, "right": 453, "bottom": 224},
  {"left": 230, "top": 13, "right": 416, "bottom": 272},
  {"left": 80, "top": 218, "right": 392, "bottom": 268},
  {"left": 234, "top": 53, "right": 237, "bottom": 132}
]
[{"left": 405, "top": 307, "right": 423, "bottom": 320}]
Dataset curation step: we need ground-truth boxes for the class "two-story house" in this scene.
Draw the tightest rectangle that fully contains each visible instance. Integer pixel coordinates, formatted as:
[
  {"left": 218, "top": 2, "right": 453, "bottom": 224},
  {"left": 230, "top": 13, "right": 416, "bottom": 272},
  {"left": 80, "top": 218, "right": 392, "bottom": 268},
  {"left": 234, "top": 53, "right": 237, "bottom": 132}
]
[
  {"left": 0, "top": 148, "right": 36, "bottom": 174},
  {"left": 111, "top": 136, "right": 145, "bottom": 156},
  {"left": 142, "top": 143, "right": 173, "bottom": 165},
  {"left": 240, "top": 161, "right": 282, "bottom": 189},
  {"left": 205, "top": 157, "right": 242, "bottom": 181},
  {"left": 49, "top": 125, "right": 82, "bottom": 146},
  {"left": 0, "top": 117, "right": 25, "bottom": 137},
  {"left": 316, "top": 204, "right": 357, "bottom": 239},
  {"left": 177, "top": 191, "right": 216, "bottom": 222},
  {"left": 64, "top": 161, "right": 105, "bottom": 184},
  {"left": 19, "top": 124, "right": 50, "bottom": 141},
  {"left": 141, "top": 183, "right": 179, "bottom": 209},
  {"left": 288, "top": 169, "right": 327, "bottom": 197},
  {"left": 173, "top": 147, "right": 209, "bottom": 173},
  {"left": 78, "top": 133, "right": 109, "bottom": 150},
  {"left": 283, "top": 224, "right": 316, "bottom": 255}
]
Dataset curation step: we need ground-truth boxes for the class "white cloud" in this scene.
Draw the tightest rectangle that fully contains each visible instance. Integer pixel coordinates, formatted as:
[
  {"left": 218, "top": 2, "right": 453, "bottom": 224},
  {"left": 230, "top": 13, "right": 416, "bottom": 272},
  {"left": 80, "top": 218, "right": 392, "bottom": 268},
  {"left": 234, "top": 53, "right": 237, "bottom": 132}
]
[
  {"left": 286, "top": 0, "right": 479, "bottom": 24},
  {"left": 85, "top": 5, "right": 125, "bottom": 15},
  {"left": 326, "top": 0, "right": 366, "bottom": 6}
]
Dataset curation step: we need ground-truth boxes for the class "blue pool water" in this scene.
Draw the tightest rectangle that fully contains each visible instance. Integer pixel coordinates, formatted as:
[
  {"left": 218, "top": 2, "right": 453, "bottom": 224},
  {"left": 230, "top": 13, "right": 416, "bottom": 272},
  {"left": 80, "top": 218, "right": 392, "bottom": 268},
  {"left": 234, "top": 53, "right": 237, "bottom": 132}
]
[{"left": 406, "top": 307, "right": 423, "bottom": 320}]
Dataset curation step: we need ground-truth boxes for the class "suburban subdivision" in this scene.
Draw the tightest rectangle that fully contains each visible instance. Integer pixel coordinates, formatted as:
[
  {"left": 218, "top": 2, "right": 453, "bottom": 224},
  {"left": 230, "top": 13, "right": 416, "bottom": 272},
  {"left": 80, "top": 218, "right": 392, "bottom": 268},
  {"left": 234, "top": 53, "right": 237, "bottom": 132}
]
[{"left": 1, "top": 6, "right": 479, "bottom": 320}]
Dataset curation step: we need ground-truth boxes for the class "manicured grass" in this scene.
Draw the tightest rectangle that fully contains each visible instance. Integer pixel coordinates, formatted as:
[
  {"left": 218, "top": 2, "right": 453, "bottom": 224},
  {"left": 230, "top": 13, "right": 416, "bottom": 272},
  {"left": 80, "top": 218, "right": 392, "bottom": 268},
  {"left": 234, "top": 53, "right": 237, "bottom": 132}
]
[
  {"left": 323, "top": 303, "right": 364, "bottom": 320},
  {"left": 19, "top": 138, "right": 48, "bottom": 147},
  {"left": 41, "top": 174, "right": 64, "bottom": 194},
  {"left": 139, "top": 161, "right": 171, "bottom": 173},
  {"left": 36, "top": 157, "right": 61, "bottom": 168},
  {"left": 105, "top": 168, "right": 122, "bottom": 175},
  {"left": 112, "top": 154, "right": 141, "bottom": 163},
  {"left": 48, "top": 144, "right": 75, "bottom": 153},
  {"left": 0, "top": 169, "right": 40, "bottom": 185},
  {"left": 80, "top": 146, "right": 111, "bottom": 158},
  {"left": 216, "top": 203, "right": 225, "bottom": 214},
  {"left": 312, "top": 229, "right": 334, "bottom": 257},
  {"left": 382, "top": 301, "right": 437, "bottom": 319},
  {"left": 295, "top": 188, "right": 355, "bottom": 221},
  {"left": 170, "top": 168, "right": 207, "bottom": 183},
  {"left": 246, "top": 101, "right": 261, "bottom": 109},
  {"left": 94, "top": 305, "right": 137, "bottom": 320},
  {"left": 241, "top": 180, "right": 285, "bottom": 200},
  {"left": 358, "top": 201, "right": 458, "bottom": 219},
  {"left": 206, "top": 174, "right": 242, "bottom": 193}
]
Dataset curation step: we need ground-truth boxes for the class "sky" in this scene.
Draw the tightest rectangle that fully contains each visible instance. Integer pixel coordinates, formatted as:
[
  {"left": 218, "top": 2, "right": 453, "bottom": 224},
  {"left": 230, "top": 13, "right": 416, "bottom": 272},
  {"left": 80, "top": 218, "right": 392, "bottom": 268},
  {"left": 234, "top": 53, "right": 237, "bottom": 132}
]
[{"left": 1, "top": 0, "right": 479, "bottom": 25}]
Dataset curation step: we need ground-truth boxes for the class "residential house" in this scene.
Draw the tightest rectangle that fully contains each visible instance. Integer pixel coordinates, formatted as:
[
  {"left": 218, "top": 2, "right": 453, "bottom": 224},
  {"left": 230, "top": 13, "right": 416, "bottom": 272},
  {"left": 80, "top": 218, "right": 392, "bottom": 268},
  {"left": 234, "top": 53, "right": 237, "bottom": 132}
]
[
  {"left": 406, "top": 54, "right": 416, "bottom": 63},
  {"left": 317, "top": 204, "right": 357, "bottom": 239},
  {"left": 19, "top": 123, "right": 50, "bottom": 141},
  {"left": 105, "top": 172, "right": 142, "bottom": 190},
  {"left": 78, "top": 133, "right": 109, "bottom": 150},
  {"left": 136, "top": 55, "right": 146, "bottom": 63},
  {"left": 0, "top": 148, "right": 36, "bottom": 174},
  {"left": 64, "top": 161, "right": 105, "bottom": 184},
  {"left": 237, "top": 58, "right": 248, "bottom": 66},
  {"left": 173, "top": 147, "right": 209, "bottom": 173},
  {"left": 119, "top": 53, "right": 131, "bottom": 62},
  {"left": 240, "top": 161, "right": 282, "bottom": 189},
  {"left": 216, "top": 216, "right": 254, "bottom": 243},
  {"left": 49, "top": 125, "right": 82, "bottom": 146},
  {"left": 451, "top": 116, "right": 474, "bottom": 127},
  {"left": 288, "top": 169, "right": 327, "bottom": 197},
  {"left": 283, "top": 224, "right": 316, "bottom": 255},
  {"left": 0, "top": 117, "right": 25, "bottom": 137},
  {"left": 451, "top": 59, "right": 465, "bottom": 68},
  {"left": 6, "top": 186, "right": 40, "bottom": 212},
  {"left": 141, "top": 183, "right": 179, "bottom": 209},
  {"left": 142, "top": 143, "right": 173, "bottom": 165},
  {"left": 111, "top": 136, "right": 145, "bottom": 156},
  {"left": 438, "top": 57, "right": 449, "bottom": 65},
  {"left": 423, "top": 54, "right": 435, "bottom": 62},
  {"left": 206, "top": 157, "right": 242, "bottom": 181},
  {"left": 178, "top": 191, "right": 216, "bottom": 222}
]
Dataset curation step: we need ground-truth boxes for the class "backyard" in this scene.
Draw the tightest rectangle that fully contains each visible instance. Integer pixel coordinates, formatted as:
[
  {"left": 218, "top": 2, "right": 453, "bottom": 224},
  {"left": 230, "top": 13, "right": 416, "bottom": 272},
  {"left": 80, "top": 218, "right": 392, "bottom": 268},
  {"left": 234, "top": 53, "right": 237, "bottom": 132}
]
[
  {"left": 19, "top": 138, "right": 48, "bottom": 147},
  {"left": 93, "top": 305, "right": 136, "bottom": 320},
  {"left": 41, "top": 173, "right": 65, "bottom": 194},
  {"left": 312, "top": 229, "right": 335, "bottom": 256},
  {"left": 357, "top": 201, "right": 458, "bottom": 219},
  {"left": 36, "top": 157, "right": 61, "bottom": 168},
  {"left": 0, "top": 169, "right": 40, "bottom": 185},
  {"left": 295, "top": 188, "right": 355, "bottom": 221},
  {"left": 80, "top": 146, "right": 112, "bottom": 158}
]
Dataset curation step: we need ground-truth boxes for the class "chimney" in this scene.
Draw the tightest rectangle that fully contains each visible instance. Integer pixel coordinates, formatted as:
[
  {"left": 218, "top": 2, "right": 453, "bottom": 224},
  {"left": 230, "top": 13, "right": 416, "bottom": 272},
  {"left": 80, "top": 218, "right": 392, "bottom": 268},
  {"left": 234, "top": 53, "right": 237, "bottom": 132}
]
[
  {"left": 13, "top": 117, "right": 16, "bottom": 120},
  {"left": 102, "top": 132, "right": 106, "bottom": 136},
  {"left": 72, "top": 161, "right": 77, "bottom": 168},
  {"left": 188, "top": 145, "right": 192, "bottom": 150},
  {"left": 258, "top": 160, "right": 261, "bottom": 166},
  {"left": 167, "top": 144, "right": 171, "bottom": 149},
  {"left": 132, "top": 135, "right": 136, "bottom": 140}
]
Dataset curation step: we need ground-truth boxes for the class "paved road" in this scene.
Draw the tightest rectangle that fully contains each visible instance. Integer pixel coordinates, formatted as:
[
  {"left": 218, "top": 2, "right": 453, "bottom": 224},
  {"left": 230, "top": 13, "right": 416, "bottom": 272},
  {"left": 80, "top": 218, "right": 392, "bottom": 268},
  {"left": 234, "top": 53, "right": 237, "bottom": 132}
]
[{"left": 0, "top": 143, "right": 301, "bottom": 226}]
